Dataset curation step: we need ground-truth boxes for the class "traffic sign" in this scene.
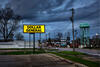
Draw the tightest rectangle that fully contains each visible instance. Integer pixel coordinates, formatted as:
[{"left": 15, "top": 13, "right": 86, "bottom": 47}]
[{"left": 23, "top": 25, "right": 45, "bottom": 33}]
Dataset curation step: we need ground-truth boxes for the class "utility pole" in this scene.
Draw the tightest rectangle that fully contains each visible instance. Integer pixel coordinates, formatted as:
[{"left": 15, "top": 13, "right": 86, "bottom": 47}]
[
  {"left": 48, "top": 33, "right": 51, "bottom": 46},
  {"left": 54, "top": 32, "right": 55, "bottom": 43},
  {"left": 64, "top": 32, "right": 66, "bottom": 39},
  {"left": 54, "top": 32, "right": 55, "bottom": 39},
  {"left": 70, "top": 8, "right": 75, "bottom": 52}
]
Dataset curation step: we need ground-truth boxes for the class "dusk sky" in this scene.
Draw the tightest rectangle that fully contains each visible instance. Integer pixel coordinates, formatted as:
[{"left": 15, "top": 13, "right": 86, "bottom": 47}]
[{"left": 0, "top": 0, "right": 100, "bottom": 40}]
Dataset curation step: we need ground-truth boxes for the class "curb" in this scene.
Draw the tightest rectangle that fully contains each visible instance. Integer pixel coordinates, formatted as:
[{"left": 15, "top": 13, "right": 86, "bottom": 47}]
[{"left": 48, "top": 53, "right": 88, "bottom": 67}]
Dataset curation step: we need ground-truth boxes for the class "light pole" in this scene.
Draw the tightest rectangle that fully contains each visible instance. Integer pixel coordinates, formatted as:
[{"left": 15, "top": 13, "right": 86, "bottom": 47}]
[{"left": 70, "top": 8, "right": 75, "bottom": 52}]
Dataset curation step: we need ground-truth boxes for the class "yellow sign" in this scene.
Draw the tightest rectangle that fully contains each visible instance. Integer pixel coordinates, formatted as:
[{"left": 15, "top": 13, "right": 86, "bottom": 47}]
[{"left": 23, "top": 25, "right": 45, "bottom": 33}]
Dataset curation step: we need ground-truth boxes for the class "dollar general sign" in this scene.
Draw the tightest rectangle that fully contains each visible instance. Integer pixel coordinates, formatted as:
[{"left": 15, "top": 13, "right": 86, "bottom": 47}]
[{"left": 23, "top": 25, "right": 45, "bottom": 33}]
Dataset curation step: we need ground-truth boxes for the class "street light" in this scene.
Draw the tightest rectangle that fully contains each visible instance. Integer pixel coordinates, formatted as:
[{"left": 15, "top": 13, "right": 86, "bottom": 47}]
[{"left": 70, "top": 8, "right": 75, "bottom": 52}]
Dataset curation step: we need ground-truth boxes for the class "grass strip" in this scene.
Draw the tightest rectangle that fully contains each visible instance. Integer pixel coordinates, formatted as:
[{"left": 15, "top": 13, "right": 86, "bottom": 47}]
[
  {"left": 51, "top": 52, "right": 100, "bottom": 67},
  {"left": 0, "top": 48, "right": 37, "bottom": 50},
  {"left": 59, "top": 51, "right": 86, "bottom": 55},
  {"left": 0, "top": 49, "right": 45, "bottom": 55}
]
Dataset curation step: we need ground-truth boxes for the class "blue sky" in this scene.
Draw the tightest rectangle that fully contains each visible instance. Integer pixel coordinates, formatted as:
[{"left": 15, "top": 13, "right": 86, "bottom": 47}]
[{"left": 0, "top": 0, "right": 100, "bottom": 40}]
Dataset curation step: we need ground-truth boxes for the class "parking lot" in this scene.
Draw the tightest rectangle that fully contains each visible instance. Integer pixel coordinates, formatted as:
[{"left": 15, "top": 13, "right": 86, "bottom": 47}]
[{"left": 0, "top": 54, "right": 78, "bottom": 67}]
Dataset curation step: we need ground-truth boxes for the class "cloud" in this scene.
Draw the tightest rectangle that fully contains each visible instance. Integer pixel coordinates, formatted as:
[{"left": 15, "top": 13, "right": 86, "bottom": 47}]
[
  {"left": 6, "top": 0, "right": 99, "bottom": 22},
  {"left": 0, "top": 0, "right": 99, "bottom": 39},
  {"left": 7, "top": 0, "right": 64, "bottom": 19},
  {"left": 0, "top": 0, "right": 8, "bottom": 8}
]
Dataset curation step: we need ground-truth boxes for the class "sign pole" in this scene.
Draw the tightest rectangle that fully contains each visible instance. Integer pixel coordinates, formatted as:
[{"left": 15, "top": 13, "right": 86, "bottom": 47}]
[
  {"left": 39, "top": 33, "right": 42, "bottom": 49},
  {"left": 29, "top": 33, "right": 31, "bottom": 48},
  {"left": 33, "top": 33, "right": 35, "bottom": 53},
  {"left": 24, "top": 40, "right": 26, "bottom": 53},
  {"left": 23, "top": 25, "right": 45, "bottom": 53}
]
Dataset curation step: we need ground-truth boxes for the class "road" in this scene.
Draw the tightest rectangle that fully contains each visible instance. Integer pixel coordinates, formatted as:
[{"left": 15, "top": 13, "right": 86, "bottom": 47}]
[{"left": 56, "top": 48, "right": 100, "bottom": 57}]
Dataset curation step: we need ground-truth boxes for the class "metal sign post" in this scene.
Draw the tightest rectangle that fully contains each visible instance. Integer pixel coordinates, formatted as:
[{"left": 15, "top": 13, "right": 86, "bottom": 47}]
[
  {"left": 24, "top": 40, "right": 26, "bottom": 53},
  {"left": 33, "top": 33, "right": 35, "bottom": 53},
  {"left": 39, "top": 33, "right": 42, "bottom": 49},
  {"left": 29, "top": 33, "right": 31, "bottom": 48}
]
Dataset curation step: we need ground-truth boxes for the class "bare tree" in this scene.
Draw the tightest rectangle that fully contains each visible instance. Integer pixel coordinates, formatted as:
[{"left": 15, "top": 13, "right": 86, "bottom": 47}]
[
  {"left": 15, "top": 32, "right": 24, "bottom": 40},
  {"left": 0, "top": 7, "right": 21, "bottom": 41}
]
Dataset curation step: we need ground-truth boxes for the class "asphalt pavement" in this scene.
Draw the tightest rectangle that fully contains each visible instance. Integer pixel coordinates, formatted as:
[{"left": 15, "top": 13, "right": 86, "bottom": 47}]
[{"left": 0, "top": 54, "right": 79, "bottom": 67}]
